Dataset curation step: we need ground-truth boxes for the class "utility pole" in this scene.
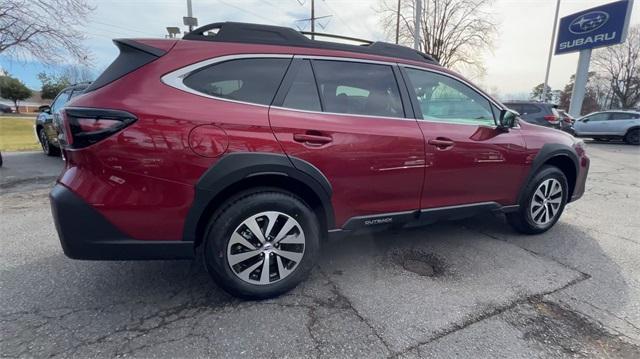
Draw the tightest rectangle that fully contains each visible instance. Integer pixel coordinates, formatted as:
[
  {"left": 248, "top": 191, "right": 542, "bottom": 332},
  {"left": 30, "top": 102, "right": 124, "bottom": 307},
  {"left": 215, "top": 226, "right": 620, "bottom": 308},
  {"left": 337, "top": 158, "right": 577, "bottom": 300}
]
[
  {"left": 296, "top": 0, "right": 331, "bottom": 39},
  {"left": 542, "top": 0, "right": 560, "bottom": 103},
  {"left": 395, "top": 0, "right": 401, "bottom": 44},
  {"left": 183, "top": 0, "right": 198, "bottom": 34},
  {"left": 414, "top": 0, "right": 421, "bottom": 50},
  {"left": 311, "top": 0, "right": 315, "bottom": 39},
  {"left": 187, "top": 0, "right": 193, "bottom": 32}
]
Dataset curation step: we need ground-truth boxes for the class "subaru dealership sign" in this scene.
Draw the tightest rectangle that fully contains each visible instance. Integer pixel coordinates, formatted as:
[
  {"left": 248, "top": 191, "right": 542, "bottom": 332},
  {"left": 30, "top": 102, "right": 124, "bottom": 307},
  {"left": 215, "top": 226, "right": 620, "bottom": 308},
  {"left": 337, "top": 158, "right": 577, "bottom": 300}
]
[{"left": 555, "top": 1, "right": 633, "bottom": 54}]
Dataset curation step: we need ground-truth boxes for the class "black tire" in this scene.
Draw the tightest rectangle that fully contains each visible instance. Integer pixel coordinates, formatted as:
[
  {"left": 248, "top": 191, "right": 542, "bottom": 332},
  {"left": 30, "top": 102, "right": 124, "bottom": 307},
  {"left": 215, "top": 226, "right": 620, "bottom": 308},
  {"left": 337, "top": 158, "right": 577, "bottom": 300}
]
[
  {"left": 507, "top": 165, "right": 569, "bottom": 234},
  {"left": 202, "top": 189, "right": 320, "bottom": 299},
  {"left": 624, "top": 129, "right": 640, "bottom": 145},
  {"left": 39, "top": 128, "right": 60, "bottom": 156}
]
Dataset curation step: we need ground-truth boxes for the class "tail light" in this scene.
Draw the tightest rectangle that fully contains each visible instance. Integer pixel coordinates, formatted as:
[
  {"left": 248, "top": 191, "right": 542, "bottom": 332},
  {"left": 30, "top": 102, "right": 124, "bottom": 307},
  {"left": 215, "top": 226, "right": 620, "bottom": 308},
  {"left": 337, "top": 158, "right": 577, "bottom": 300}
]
[
  {"left": 60, "top": 108, "right": 136, "bottom": 149},
  {"left": 543, "top": 115, "right": 559, "bottom": 125}
]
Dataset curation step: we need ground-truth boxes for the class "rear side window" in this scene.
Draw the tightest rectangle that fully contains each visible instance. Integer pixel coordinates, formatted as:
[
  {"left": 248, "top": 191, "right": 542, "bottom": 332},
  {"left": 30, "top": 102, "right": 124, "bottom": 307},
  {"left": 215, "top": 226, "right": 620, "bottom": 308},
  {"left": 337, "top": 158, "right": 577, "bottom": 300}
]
[
  {"left": 282, "top": 60, "right": 321, "bottom": 111},
  {"left": 521, "top": 104, "right": 542, "bottom": 114},
  {"left": 184, "top": 58, "right": 291, "bottom": 106},
  {"left": 312, "top": 60, "right": 404, "bottom": 118},
  {"left": 505, "top": 104, "right": 521, "bottom": 113},
  {"left": 611, "top": 112, "right": 637, "bottom": 120}
]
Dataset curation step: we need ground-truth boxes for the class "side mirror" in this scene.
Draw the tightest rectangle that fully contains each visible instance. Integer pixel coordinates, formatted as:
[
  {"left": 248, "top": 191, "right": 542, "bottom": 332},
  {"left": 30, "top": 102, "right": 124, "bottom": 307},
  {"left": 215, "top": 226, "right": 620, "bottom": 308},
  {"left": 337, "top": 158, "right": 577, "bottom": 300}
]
[
  {"left": 582, "top": 118, "right": 590, "bottom": 123},
  {"left": 39, "top": 105, "right": 51, "bottom": 114},
  {"left": 498, "top": 109, "right": 518, "bottom": 129}
]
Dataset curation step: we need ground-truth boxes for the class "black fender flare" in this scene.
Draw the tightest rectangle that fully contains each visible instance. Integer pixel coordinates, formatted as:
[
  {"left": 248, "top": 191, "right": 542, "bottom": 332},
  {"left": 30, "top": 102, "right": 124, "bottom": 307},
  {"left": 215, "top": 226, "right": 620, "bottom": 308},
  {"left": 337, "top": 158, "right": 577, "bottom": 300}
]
[
  {"left": 182, "top": 152, "right": 334, "bottom": 242},
  {"left": 625, "top": 126, "right": 640, "bottom": 135},
  {"left": 517, "top": 143, "right": 579, "bottom": 204}
]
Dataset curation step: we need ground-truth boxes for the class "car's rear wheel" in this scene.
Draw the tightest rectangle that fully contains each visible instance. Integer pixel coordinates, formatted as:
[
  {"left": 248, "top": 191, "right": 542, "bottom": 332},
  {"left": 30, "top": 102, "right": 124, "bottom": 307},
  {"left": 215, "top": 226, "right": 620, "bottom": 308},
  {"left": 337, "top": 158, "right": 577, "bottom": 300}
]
[
  {"left": 39, "top": 128, "right": 60, "bottom": 156},
  {"left": 624, "top": 129, "right": 640, "bottom": 145},
  {"left": 507, "top": 165, "right": 568, "bottom": 234},
  {"left": 203, "top": 189, "right": 320, "bottom": 299}
]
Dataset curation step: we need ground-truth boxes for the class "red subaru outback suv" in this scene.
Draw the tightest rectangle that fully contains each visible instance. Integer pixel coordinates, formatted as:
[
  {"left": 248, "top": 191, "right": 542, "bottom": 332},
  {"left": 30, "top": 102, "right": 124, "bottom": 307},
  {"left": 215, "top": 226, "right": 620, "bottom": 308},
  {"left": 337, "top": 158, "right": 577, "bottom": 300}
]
[{"left": 50, "top": 22, "right": 589, "bottom": 299}]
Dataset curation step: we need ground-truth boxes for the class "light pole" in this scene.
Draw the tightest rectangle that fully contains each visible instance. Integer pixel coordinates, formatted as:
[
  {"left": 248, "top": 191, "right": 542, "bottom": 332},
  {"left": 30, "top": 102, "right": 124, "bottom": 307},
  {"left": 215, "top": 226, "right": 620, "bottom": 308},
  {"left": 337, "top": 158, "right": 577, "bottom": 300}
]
[{"left": 414, "top": 0, "right": 421, "bottom": 50}]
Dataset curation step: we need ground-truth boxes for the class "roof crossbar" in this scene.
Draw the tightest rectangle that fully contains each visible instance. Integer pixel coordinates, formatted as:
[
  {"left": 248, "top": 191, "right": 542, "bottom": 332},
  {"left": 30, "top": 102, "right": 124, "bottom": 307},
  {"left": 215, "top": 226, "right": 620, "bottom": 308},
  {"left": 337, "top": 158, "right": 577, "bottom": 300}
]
[{"left": 299, "top": 31, "right": 373, "bottom": 45}]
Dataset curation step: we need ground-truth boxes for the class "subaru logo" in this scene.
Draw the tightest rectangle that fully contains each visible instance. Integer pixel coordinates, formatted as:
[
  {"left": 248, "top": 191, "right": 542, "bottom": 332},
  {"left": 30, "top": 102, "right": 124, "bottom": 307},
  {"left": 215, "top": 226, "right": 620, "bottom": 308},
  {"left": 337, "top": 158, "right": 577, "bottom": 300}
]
[{"left": 569, "top": 11, "right": 609, "bottom": 34}]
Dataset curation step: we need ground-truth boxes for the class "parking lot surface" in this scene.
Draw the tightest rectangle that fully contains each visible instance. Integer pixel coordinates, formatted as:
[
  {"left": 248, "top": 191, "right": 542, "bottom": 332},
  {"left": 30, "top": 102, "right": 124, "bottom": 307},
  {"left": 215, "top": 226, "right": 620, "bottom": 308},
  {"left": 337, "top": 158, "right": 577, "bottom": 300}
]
[{"left": 1, "top": 142, "right": 639, "bottom": 358}]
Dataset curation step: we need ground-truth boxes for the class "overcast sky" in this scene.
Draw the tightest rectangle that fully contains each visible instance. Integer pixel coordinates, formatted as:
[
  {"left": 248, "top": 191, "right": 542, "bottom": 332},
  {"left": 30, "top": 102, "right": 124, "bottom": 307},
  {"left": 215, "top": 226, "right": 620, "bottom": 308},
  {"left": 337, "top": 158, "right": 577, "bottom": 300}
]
[{"left": 1, "top": 0, "right": 638, "bottom": 98}]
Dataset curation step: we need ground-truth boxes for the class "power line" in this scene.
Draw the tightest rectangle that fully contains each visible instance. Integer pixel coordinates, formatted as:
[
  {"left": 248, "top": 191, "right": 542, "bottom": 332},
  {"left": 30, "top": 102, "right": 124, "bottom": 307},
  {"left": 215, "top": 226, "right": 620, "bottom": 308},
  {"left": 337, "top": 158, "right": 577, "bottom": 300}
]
[
  {"left": 90, "top": 19, "right": 158, "bottom": 37},
  {"left": 216, "top": 0, "right": 278, "bottom": 24},
  {"left": 322, "top": 0, "right": 357, "bottom": 34}
]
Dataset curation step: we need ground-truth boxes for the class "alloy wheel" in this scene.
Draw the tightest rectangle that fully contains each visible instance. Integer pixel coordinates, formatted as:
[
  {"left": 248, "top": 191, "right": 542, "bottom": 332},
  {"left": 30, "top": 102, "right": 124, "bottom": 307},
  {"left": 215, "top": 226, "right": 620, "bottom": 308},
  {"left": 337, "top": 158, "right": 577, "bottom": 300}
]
[
  {"left": 529, "top": 178, "right": 563, "bottom": 226},
  {"left": 227, "top": 211, "right": 305, "bottom": 285},
  {"left": 39, "top": 129, "right": 49, "bottom": 153}
]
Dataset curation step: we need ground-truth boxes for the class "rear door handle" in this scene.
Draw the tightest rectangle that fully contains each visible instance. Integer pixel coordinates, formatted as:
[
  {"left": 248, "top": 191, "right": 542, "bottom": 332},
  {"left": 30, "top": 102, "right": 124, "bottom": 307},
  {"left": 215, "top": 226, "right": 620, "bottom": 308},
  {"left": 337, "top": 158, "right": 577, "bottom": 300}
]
[
  {"left": 293, "top": 133, "right": 333, "bottom": 145},
  {"left": 428, "top": 138, "right": 454, "bottom": 149}
]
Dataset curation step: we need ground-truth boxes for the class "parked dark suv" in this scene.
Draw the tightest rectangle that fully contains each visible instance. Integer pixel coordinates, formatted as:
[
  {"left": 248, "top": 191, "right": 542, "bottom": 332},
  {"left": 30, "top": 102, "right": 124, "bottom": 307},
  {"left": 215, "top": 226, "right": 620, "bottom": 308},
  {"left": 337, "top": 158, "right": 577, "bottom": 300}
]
[
  {"left": 35, "top": 83, "right": 89, "bottom": 156},
  {"left": 50, "top": 22, "right": 589, "bottom": 299},
  {"left": 503, "top": 101, "right": 561, "bottom": 129}
]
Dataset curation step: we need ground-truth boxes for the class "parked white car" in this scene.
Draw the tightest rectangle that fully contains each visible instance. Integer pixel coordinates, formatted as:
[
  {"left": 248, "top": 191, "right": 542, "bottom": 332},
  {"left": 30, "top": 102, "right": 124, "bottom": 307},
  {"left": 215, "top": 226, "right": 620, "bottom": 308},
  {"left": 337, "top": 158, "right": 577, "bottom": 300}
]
[{"left": 572, "top": 110, "right": 640, "bottom": 145}]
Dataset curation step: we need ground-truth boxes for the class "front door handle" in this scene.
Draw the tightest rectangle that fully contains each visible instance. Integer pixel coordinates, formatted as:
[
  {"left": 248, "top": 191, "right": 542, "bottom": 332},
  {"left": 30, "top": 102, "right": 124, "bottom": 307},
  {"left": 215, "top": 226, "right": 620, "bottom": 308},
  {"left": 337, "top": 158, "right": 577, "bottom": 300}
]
[
  {"left": 428, "top": 137, "right": 455, "bottom": 150},
  {"left": 293, "top": 133, "right": 333, "bottom": 145}
]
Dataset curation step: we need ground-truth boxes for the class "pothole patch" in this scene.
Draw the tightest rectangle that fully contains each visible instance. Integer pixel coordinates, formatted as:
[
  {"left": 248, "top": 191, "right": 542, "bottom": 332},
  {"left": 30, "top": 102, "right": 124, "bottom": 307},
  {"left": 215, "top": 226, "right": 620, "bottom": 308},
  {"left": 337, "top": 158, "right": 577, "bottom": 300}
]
[
  {"left": 505, "top": 301, "right": 640, "bottom": 358},
  {"left": 390, "top": 249, "right": 449, "bottom": 277}
]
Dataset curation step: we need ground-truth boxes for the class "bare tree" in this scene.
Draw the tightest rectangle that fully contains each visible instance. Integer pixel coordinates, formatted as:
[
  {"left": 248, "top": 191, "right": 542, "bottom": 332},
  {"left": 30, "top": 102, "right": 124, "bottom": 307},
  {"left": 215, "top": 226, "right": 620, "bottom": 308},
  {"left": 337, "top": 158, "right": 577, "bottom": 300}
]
[
  {"left": 377, "top": 0, "right": 497, "bottom": 76},
  {"left": 592, "top": 25, "right": 640, "bottom": 109},
  {"left": 0, "top": 0, "right": 94, "bottom": 65}
]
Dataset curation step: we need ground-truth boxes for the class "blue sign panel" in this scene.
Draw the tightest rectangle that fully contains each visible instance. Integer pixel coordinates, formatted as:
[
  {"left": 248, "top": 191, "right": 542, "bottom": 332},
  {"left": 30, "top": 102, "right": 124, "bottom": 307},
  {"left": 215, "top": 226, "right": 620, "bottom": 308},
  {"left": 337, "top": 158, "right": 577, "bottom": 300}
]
[{"left": 555, "top": 0, "right": 632, "bottom": 54}]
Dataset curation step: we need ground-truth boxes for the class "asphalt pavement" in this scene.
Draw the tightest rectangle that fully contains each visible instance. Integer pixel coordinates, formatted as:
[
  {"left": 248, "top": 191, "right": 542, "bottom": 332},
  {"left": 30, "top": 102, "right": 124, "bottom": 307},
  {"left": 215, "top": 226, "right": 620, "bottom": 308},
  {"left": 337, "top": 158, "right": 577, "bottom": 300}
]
[
  {"left": 1, "top": 142, "right": 639, "bottom": 358},
  {"left": 0, "top": 151, "right": 63, "bottom": 193}
]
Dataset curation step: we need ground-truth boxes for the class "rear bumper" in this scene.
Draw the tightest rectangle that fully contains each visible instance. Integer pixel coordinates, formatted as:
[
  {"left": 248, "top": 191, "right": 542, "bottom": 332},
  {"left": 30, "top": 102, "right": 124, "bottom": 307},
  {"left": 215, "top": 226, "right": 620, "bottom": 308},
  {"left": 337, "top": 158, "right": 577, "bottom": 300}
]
[{"left": 50, "top": 184, "right": 194, "bottom": 260}]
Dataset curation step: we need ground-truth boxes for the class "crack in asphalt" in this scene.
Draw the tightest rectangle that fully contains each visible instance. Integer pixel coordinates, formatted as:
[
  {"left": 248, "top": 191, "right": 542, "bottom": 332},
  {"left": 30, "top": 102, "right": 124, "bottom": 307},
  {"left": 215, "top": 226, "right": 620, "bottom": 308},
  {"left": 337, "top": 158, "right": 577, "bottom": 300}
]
[
  {"left": 568, "top": 297, "right": 640, "bottom": 333},
  {"left": 464, "top": 225, "right": 593, "bottom": 280},
  {"left": 389, "top": 273, "right": 592, "bottom": 358},
  {"left": 317, "top": 269, "right": 394, "bottom": 355}
]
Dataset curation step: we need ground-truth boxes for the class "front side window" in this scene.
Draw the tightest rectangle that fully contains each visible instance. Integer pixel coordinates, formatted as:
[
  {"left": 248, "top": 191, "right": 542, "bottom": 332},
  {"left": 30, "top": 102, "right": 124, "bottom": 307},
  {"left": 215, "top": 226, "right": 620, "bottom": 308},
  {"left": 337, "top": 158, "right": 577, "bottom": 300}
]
[
  {"left": 51, "top": 90, "right": 71, "bottom": 113},
  {"left": 404, "top": 68, "right": 495, "bottom": 126},
  {"left": 312, "top": 60, "right": 404, "bottom": 118},
  {"left": 183, "top": 58, "right": 291, "bottom": 106},
  {"left": 585, "top": 113, "right": 609, "bottom": 122}
]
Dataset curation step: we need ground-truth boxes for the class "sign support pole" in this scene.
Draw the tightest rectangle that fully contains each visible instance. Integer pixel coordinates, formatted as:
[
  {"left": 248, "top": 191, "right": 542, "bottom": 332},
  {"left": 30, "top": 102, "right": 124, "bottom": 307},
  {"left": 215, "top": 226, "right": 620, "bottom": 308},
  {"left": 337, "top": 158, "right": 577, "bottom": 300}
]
[
  {"left": 542, "top": 0, "right": 561, "bottom": 102},
  {"left": 568, "top": 48, "right": 592, "bottom": 117}
]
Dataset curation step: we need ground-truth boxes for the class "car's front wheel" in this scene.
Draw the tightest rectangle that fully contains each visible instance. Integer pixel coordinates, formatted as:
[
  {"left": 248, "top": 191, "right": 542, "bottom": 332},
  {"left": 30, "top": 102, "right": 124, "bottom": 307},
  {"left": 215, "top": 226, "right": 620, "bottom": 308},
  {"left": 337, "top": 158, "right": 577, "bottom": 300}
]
[
  {"left": 624, "top": 129, "right": 640, "bottom": 145},
  {"left": 39, "top": 128, "right": 60, "bottom": 156},
  {"left": 203, "top": 189, "right": 320, "bottom": 299},
  {"left": 507, "top": 165, "right": 568, "bottom": 234}
]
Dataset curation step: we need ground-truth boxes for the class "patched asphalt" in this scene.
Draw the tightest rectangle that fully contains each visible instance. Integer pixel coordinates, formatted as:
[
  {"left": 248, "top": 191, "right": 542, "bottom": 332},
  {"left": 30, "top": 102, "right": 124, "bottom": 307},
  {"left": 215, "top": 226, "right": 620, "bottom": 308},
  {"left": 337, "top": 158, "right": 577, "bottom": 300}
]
[{"left": 1, "top": 142, "right": 639, "bottom": 358}]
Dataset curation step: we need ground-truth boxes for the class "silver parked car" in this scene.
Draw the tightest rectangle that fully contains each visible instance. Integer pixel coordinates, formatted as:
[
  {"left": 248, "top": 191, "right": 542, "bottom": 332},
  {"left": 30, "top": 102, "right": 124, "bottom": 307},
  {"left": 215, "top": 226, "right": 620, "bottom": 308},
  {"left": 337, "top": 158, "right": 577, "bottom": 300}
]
[{"left": 572, "top": 110, "right": 640, "bottom": 145}]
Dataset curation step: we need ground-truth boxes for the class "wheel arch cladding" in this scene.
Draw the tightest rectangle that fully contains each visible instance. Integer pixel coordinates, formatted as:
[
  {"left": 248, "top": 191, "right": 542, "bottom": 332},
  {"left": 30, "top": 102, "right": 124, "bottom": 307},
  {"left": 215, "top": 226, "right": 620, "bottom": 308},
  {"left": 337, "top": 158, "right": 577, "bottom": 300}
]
[
  {"left": 183, "top": 152, "right": 334, "bottom": 245},
  {"left": 626, "top": 126, "right": 640, "bottom": 135},
  {"left": 520, "top": 144, "right": 578, "bottom": 203}
]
